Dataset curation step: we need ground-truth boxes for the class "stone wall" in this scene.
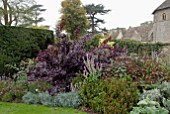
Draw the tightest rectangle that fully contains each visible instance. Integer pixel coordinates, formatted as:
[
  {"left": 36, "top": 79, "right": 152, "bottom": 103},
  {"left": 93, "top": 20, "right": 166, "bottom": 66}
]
[{"left": 153, "top": 9, "right": 170, "bottom": 43}]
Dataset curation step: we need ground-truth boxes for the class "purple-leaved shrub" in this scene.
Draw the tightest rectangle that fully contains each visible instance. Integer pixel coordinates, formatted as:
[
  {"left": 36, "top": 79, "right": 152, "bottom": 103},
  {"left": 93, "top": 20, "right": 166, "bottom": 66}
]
[{"left": 27, "top": 20, "right": 127, "bottom": 94}]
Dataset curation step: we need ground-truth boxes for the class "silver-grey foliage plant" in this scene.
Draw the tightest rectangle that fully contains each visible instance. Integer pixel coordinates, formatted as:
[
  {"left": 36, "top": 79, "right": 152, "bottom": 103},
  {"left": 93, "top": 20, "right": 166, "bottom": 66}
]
[{"left": 22, "top": 91, "right": 81, "bottom": 108}]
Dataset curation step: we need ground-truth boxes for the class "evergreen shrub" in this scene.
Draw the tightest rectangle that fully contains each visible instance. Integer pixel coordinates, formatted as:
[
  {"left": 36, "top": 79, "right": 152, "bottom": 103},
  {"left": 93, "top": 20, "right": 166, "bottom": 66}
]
[
  {"left": 80, "top": 77, "right": 139, "bottom": 114},
  {"left": 0, "top": 26, "right": 54, "bottom": 75}
]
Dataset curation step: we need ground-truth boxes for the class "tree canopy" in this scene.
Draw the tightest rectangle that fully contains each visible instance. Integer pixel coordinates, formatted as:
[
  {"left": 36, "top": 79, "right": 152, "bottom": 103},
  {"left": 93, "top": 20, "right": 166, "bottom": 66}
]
[
  {"left": 85, "top": 4, "right": 111, "bottom": 34},
  {"left": 0, "top": 0, "right": 46, "bottom": 27},
  {"left": 58, "top": 0, "right": 89, "bottom": 40}
]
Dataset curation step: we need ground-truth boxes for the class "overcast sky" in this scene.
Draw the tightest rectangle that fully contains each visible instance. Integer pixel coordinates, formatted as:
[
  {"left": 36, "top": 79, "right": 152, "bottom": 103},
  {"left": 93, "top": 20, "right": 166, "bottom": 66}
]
[{"left": 35, "top": 0, "right": 165, "bottom": 30}]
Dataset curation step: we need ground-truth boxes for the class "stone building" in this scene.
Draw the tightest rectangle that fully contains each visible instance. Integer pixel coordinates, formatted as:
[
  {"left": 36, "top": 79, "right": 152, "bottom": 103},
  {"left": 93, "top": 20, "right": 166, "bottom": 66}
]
[
  {"left": 110, "top": 22, "right": 153, "bottom": 42},
  {"left": 110, "top": 28, "right": 126, "bottom": 39},
  {"left": 153, "top": 0, "right": 170, "bottom": 43},
  {"left": 110, "top": 0, "right": 170, "bottom": 43},
  {"left": 123, "top": 22, "right": 153, "bottom": 42}
]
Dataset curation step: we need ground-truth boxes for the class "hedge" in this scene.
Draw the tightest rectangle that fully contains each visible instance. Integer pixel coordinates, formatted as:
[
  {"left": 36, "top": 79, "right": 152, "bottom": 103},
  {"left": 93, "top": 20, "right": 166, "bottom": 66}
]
[
  {"left": 114, "top": 39, "right": 170, "bottom": 56},
  {"left": 0, "top": 26, "right": 54, "bottom": 75}
]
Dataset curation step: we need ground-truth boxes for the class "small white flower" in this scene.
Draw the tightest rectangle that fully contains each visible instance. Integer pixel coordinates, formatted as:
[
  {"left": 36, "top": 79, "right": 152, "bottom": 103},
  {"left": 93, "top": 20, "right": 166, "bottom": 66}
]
[{"left": 35, "top": 89, "right": 39, "bottom": 92}]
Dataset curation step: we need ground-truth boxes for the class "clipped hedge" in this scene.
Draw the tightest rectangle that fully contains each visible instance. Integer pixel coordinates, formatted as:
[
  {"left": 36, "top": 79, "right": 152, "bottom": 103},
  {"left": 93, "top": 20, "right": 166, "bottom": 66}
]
[
  {"left": 114, "top": 39, "right": 170, "bottom": 56},
  {"left": 0, "top": 26, "right": 54, "bottom": 75}
]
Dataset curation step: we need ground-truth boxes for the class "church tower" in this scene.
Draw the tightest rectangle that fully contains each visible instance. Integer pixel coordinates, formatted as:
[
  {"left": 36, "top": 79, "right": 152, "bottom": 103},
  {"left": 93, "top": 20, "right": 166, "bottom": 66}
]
[{"left": 153, "top": 0, "right": 170, "bottom": 43}]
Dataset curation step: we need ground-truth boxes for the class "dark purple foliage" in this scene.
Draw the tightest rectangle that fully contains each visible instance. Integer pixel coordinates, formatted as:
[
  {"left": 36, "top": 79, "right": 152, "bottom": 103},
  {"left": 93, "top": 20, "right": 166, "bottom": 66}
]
[
  {"left": 92, "top": 36, "right": 127, "bottom": 68},
  {"left": 27, "top": 19, "right": 127, "bottom": 94},
  {"left": 27, "top": 35, "right": 89, "bottom": 93},
  {"left": 27, "top": 34, "right": 127, "bottom": 94}
]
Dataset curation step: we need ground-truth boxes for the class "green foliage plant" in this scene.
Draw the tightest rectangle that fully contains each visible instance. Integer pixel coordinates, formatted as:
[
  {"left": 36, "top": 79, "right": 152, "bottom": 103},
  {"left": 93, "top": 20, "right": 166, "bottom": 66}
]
[
  {"left": 58, "top": 0, "right": 89, "bottom": 39},
  {"left": 138, "top": 81, "right": 170, "bottom": 111},
  {"left": 83, "top": 34, "right": 100, "bottom": 51},
  {"left": 160, "top": 81, "right": 170, "bottom": 99},
  {"left": 80, "top": 77, "right": 139, "bottom": 114},
  {"left": 139, "top": 88, "right": 162, "bottom": 103},
  {"left": 162, "top": 98, "right": 170, "bottom": 111},
  {"left": 130, "top": 99, "right": 169, "bottom": 114},
  {"left": 0, "top": 60, "right": 51, "bottom": 103},
  {"left": 114, "top": 39, "right": 169, "bottom": 56},
  {"left": 0, "top": 79, "right": 27, "bottom": 102},
  {"left": 0, "top": 26, "right": 54, "bottom": 75},
  {"left": 80, "top": 80, "right": 106, "bottom": 113},
  {"left": 159, "top": 81, "right": 170, "bottom": 111}
]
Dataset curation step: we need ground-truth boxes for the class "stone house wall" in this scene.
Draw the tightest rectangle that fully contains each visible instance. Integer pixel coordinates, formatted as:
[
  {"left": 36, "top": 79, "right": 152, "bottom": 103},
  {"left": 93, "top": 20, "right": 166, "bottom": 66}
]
[{"left": 153, "top": 8, "right": 170, "bottom": 43}]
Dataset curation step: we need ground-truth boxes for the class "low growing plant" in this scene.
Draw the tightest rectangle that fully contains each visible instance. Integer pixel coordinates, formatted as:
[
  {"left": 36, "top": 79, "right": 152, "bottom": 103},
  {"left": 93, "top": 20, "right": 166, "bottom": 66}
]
[
  {"left": 130, "top": 99, "right": 169, "bottom": 114},
  {"left": 0, "top": 79, "right": 27, "bottom": 102},
  {"left": 159, "top": 81, "right": 170, "bottom": 111},
  {"left": 22, "top": 92, "right": 40, "bottom": 104},
  {"left": 22, "top": 91, "right": 81, "bottom": 108},
  {"left": 139, "top": 88, "right": 162, "bottom": 102},
  {"left": 53, "top": 92, "right": 81, "bottom": 108}
]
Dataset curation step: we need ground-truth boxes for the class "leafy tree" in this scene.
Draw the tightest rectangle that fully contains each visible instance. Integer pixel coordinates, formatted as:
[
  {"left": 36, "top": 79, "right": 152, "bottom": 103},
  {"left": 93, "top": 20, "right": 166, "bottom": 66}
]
[
  {"left": 58, "top": 0, "right": 89, "bottom": 40},
  {"left": 85, "top": 4, "right": 111, "bottom": 34},
  {"left": 0, "top": 0, "right": 45, "bottom": 26},
  {"left": 18, "top": 4, "right": 46, "bottom": 27}
]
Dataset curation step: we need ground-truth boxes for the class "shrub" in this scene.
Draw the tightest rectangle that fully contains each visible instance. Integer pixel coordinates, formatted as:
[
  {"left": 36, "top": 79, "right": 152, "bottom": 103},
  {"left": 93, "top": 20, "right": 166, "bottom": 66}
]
[
  {"left": 0, "top": 26, "right": 54, "bottom": 75},
  {"left": 114, "top": 39, "right": 169, "bottom": 56},
  {"left": 138, "top": 82, "right": 170, "bottom": 111},
  {"left": 26, "top": 79, "right": 51, "bottom": 93},
  {"left": 22, "top": 91, "right": 54, "bottom": 106},
  {"left": 139, "top": 89, "right": 162, "bottom": 103},
  {"left": 160, "top": 81, "right": 170, "bottom": 99},
  {"left": 27, "top": 34, "right": 126, "bottom": 94},
  {"left": 162, "top": 98, "right": 170, "bottom": 111},
  {"left": 0, "top": 79, "right": 27, "bottom": 102},
  {"left": 38, "top": 92, "right": 54, "bottom": 106},
  {"left": 124, "top": 59, "right": 167, "bottom": 85},
  {"left": 80, "top": 77, "right": 139, "bottom": 114},
  {"left": 53, "top": 92, "right": 81, "bottom": 108},
  {"left": 22, "top": 92, "right": 40, "bottom": 104},
  {"left": 130, "top": 99, "right": 169, "bottom": 114},
  {"left": 159, "top": 81, "right": 170, "bottom": 111},
  {"left": 83, "top": 34, "right": 100, "bottom": 51},
  {"left": 22, "top": 91, "right": 81, "bottom": 108},
  {"left": 27, "top": 36, "right": 87, "bottom": 93},
  {"left": 0, "top": 62, "right": 51, "bottom": 103},
  {"left": 103, "top": 55, "right": 168, "bottom": 87},
  {"left": 80, "top": 80, "right": 106, "bottom": 113}
]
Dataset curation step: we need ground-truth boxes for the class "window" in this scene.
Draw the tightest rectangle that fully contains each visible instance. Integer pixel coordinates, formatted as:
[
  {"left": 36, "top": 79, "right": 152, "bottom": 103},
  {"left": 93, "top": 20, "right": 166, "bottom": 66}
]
[
  {"left": 162, "top": 13, "right": 166, "bottom": 20},
  {"left": 150, "top": 32, "right": 153, "bottom": 41}
]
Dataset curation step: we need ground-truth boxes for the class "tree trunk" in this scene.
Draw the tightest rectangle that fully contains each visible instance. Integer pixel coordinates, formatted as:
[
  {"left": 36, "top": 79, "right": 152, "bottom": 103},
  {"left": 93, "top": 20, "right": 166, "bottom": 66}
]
[
  {"left": 2, "top": 0, "right": 9, "bottom": 25},
  {"left": 7, "top": 2, "right": 13, "bottom": 25},
  {"left": 91, "top": 15, "right": 95, "bottom": 34}
]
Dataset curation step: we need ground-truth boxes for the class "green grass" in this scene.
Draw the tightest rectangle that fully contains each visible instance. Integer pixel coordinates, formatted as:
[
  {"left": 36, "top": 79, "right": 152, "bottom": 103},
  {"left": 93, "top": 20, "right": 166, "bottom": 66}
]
[{"left": 0, "top": 102, "right": 87, "bottom": 114}]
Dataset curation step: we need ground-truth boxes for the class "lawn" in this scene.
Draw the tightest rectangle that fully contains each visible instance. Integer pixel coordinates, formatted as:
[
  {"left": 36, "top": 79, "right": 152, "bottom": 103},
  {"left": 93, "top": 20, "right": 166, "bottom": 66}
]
[{"left": 0, "top": 102, "right": 87, "bottom": 114}]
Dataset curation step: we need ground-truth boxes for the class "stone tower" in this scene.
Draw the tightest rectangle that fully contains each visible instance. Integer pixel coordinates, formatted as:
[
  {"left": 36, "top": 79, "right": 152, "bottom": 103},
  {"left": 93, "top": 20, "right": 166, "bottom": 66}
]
[{"left": 153, "top": 0, "right": 170, "bottom": 43}]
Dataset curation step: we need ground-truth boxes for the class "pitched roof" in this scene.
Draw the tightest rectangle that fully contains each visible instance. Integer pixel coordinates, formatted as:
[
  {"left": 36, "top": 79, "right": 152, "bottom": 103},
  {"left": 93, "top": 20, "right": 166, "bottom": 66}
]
[
  {"left": 123, "top": 22, "right": 153, "bottom": 41},
  {"left": 153, "top": 0, "right": 170, "bottom": 14},
  {"left": 111, "top": 28, "right": 126, "bottom": 38}
]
